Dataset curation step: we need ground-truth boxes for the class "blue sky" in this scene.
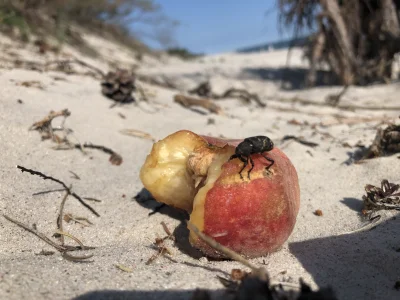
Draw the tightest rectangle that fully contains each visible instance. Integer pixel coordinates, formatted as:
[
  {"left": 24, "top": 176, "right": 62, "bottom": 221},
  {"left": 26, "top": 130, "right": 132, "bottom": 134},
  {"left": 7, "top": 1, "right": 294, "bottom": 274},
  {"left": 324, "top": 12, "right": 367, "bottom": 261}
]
[{"left": 137, "top": 1, "right": 293, "bottom": 54}]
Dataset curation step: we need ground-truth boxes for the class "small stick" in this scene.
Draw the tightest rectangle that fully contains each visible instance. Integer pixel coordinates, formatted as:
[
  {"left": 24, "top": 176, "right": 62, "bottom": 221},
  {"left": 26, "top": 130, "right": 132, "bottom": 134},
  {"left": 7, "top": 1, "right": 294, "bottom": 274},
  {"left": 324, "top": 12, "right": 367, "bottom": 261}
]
[
  {"left": 161, "top": 221, "right": 172, "bottom": 236},
  {"left": 187, "top": 221, "right": 259, "bottom": 271},
  {"left": 32, "top": 188, "right": 67, "bottom": 196},
  {"left": 16, "top": 165, "right": 100, "bottom": 217},
  {"left": 83, "top": 197, "right": 102, "bottom": 203}
]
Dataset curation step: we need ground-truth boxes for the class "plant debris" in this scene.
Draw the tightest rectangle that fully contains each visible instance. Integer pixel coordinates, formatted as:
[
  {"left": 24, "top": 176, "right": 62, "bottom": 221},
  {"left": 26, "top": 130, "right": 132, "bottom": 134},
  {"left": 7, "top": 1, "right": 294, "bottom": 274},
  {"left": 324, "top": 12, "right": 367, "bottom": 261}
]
[
  {"left": 188, "top": 81, "right": 266, "bottom": 107},
  {"left": 174, "top": 94, "right": 224, "bottom": 115},
  {"left": 362, "top": 179, "right": 400, "bottom": 219},
  {"left": 361, "top": 124, "right": 400, "bottom": 160},
  {"left": 115, "top": 264, "right": 133, "bottom": 273},
  {"left": 3, "top": 166, "right": 99, "bottom": 262},
  {"left": 29, "top": 109, "right": 71, "bottom": 142},
  {"left": 145, "top": 222, "right": 175, "bottom": 265},
  {"left": 30, "top": 109, "right": 123, "bottom": 165},
  {"left": 3, "top": 214, "right": 94, "bottom": 262},
  {"left": 101, "top": 69, "right": 136, "bottom": 104},
  {"left": 69, "top": 170, "right": 81, "bottom": 180},
  {"left": 281, "top": 135, "right": 319, "bottom": 148},
  {"left": 76, "top": 143, "right": 123, "bottom": 166},
  {"left": 119, "top": 129, "right": 156, "bottom": 142},
  {"left": 35, "top": 250, "right": 55, "bottom": 256},
  {"left": 17, "top": 165, "right": 100, "bottom": 217},
  {"left": 314, "top": 209, "right": 323, "bottom": 216},
  {"left": 64, "top": 213, "right": 93, "bottom": 227},
  {"left": 16, "top": 80, "right": 45, "bottom": 90}
]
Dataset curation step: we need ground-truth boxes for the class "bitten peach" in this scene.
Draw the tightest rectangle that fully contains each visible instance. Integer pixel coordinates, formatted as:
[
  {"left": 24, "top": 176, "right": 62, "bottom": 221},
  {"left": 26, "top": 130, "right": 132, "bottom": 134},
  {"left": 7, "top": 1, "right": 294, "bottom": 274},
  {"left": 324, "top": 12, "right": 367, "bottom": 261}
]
[{"left": 139, "top": 130, "right": 300, "bottom": 258}]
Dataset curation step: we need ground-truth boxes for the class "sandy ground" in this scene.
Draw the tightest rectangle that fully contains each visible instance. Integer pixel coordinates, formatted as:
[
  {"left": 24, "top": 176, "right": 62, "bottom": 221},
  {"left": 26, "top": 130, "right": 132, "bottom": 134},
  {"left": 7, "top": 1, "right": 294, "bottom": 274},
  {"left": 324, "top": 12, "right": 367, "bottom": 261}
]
[{"left": 0, "top": 33, "right": 399, "bottom": 300}]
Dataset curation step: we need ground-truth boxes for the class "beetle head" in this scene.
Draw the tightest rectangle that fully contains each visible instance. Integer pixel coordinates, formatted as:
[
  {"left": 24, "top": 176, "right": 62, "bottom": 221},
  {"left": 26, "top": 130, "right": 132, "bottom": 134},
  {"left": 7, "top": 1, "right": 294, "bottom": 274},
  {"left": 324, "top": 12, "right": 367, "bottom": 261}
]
[{"left": 262, "top": 137, "right": 274, "bottom": 152}]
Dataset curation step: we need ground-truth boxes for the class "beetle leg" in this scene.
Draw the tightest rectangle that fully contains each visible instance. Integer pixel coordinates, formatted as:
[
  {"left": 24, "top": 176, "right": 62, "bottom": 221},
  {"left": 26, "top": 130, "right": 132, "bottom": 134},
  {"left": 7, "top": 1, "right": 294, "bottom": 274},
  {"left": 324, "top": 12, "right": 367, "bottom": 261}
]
[
  {"left": 247, "top": 156, "right": 255, "bottom": 179},
  {"left": 238, "top": 155, "right": 248, "bottom": 180},
  {"left": 228, "top": 154, "right": 238, "bottom": 161},
  {"left": 261, "top": 154, "right": 274, "bottom": 171}
]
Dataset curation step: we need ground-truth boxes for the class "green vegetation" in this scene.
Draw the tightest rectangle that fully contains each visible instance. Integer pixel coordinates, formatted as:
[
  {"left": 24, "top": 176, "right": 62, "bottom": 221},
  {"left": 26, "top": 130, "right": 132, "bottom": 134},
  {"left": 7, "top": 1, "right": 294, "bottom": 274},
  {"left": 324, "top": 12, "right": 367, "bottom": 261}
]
[
  {"left": 166, "top": 47, "right": 203, "bottom": 60},
  {"left": 0, "top": 0, "right": 177, "bottom": 56}
]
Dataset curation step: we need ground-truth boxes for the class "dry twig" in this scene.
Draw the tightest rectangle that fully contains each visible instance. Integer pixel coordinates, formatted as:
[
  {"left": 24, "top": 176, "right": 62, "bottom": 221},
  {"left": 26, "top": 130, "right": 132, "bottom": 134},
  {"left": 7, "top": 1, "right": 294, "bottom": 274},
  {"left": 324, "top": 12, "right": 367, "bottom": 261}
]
[
  {"left": 17, "top": 165, "right": 100, "bottom": 217},
  {"left": 281, "top": 135, "right": 319, "bottom": 148},
  {"left": 174, "top": 94, "right": 224, "bottom": 115},
  {"left": 146, "top": 222, "right": 175, "bottom": 265}
]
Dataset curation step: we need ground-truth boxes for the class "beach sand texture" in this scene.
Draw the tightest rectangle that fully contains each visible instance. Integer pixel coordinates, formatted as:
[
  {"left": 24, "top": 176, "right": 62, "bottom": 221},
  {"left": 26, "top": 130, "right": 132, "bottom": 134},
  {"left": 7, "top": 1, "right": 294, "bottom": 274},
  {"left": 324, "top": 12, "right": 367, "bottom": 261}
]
[{"left": 0, "top": 33, "right": 399, "bottom": 300}]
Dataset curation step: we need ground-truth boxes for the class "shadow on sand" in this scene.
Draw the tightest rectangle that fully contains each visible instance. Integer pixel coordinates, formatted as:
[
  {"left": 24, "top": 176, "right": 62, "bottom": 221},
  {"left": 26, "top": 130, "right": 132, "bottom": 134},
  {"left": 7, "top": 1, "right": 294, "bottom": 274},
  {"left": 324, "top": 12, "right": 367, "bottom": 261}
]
[
  {"left": 240, "top": 67, "right": 338, "bottom": 90},
  {"left": 74, "top": 289, "right": 226, "bottom": 300},
  {"left": 289, "top": 216, "right": 399, "bottom": 300}
]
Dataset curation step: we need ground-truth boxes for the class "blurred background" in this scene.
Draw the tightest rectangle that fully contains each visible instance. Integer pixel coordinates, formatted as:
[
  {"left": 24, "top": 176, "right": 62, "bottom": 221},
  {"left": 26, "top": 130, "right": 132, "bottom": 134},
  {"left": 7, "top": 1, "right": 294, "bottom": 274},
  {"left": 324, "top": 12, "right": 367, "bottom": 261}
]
[{"left": 2, "top": 0, "right": 400, "bottom": 87}]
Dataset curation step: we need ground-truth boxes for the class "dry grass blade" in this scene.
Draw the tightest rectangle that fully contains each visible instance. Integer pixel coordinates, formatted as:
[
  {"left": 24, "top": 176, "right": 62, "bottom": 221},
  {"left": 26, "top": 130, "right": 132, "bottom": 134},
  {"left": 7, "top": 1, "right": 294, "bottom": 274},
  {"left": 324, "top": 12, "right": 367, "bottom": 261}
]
[
  {"left": 57, "top": 188, "right": 70, "bottom": 245},
  {"left": 3, "top": 214, "right": 67, "bottom": 252},
  {"left": 115, "top": 264, "right": 134, "bottom": 273},
  {"left": 3, "top": 214, "right": 95, "bottom": 260},
  {"left": 62, "top": 252, "right": 94, "bottom": 262},
  {"left": 69, "top": 171, "right": 81, "bottom": 180},
  {"left": 119, "top": 129, "right": 156, "bottom": 141},
  {"left": 64, "top": 214, "right": 93, "bottom": 226},
  {"left": 55, "top": 230, "right": 85, "bottom": 248}
]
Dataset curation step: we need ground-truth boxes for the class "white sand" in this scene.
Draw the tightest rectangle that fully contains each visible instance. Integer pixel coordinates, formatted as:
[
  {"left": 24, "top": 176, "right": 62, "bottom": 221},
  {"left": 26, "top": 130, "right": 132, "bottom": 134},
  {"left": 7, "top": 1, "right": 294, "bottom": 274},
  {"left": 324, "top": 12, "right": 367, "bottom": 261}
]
[{"left": 0, "top": 33, "right": 399, "bottom": 300}]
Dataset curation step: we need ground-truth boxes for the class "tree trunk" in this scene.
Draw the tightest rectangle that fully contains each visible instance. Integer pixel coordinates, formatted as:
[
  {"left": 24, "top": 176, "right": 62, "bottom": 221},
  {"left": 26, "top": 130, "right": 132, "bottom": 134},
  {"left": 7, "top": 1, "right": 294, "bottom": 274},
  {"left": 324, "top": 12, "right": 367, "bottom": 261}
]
[
  {"left": 381, "top": 0, "right": 400, "bottom": 36},
  {"left": 320, "top": 0, "right": 356, "bottom": 85},
  {"left": 306, "top": 22, "right": 326, "bottom": 87}
]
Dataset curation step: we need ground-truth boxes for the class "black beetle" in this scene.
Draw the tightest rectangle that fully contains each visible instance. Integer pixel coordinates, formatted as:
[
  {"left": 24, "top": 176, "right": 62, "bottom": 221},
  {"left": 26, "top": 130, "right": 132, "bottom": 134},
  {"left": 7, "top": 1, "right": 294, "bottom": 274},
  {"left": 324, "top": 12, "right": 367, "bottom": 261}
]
[{"left": 228, "top": 136, "right": 274, "bottom": 180}]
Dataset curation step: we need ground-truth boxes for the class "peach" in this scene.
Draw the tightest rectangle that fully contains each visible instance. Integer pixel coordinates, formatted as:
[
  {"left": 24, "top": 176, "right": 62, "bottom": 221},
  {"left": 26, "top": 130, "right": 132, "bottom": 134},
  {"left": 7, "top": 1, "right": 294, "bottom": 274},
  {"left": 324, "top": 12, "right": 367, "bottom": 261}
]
[{"left": 139, "top": 130, "right": 300, "bottom": 258}]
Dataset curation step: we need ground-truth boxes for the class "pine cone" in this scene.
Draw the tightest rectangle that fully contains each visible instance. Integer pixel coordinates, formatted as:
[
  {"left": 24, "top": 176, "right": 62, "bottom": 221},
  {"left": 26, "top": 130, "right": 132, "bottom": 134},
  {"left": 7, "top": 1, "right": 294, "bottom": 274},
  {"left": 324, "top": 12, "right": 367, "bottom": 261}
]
[
  {"left": 101, "top": 69, "right": 136, "bottom": 103},
  {"left": 382, "top": 124, "right": 400, "bottom": 153}
]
